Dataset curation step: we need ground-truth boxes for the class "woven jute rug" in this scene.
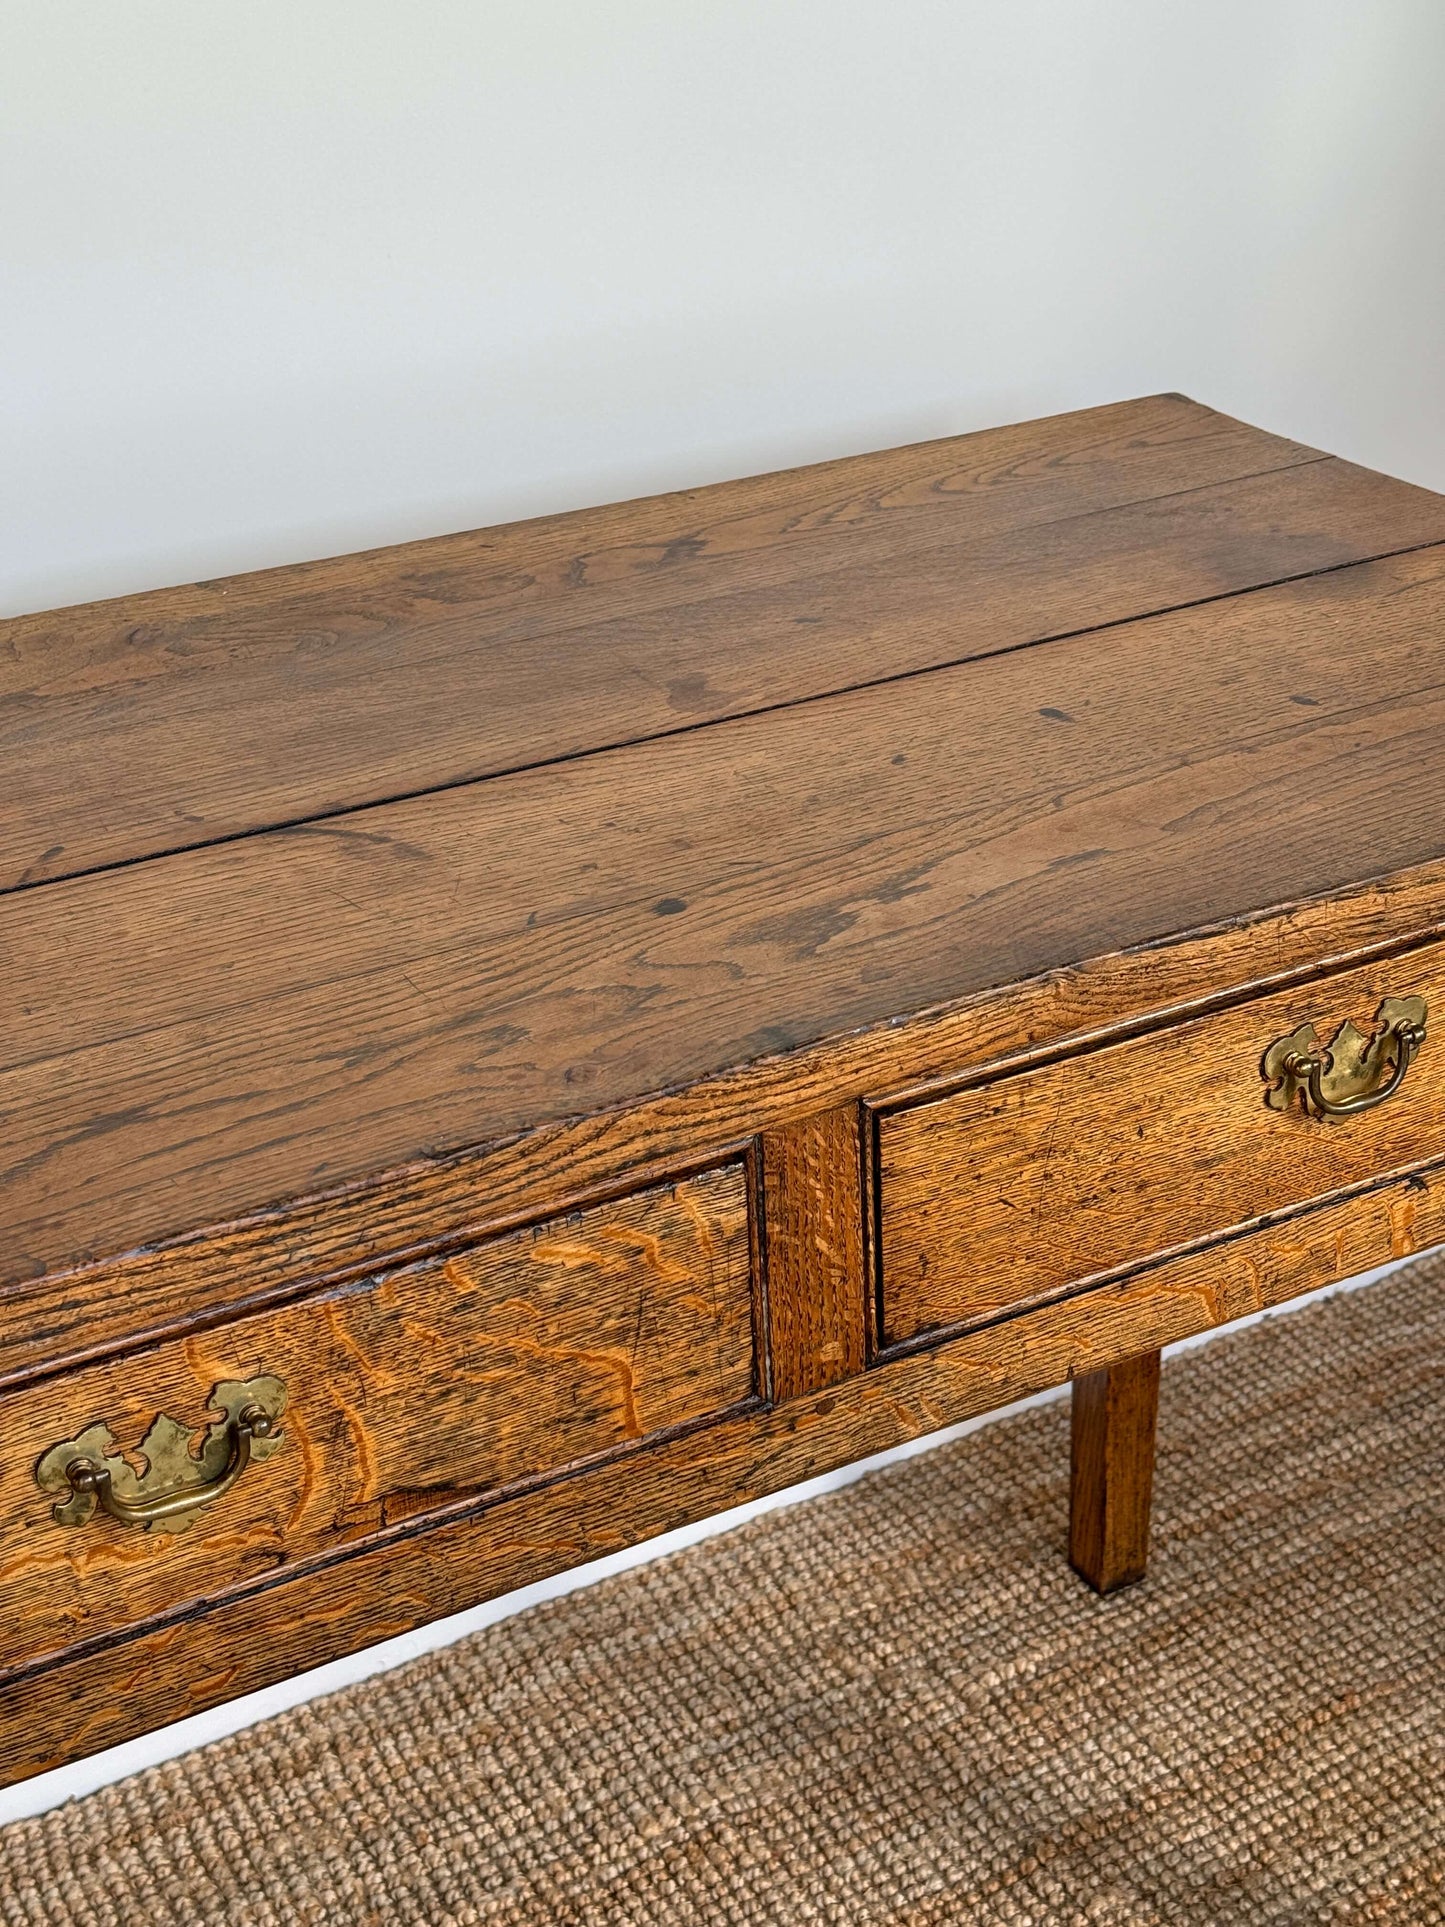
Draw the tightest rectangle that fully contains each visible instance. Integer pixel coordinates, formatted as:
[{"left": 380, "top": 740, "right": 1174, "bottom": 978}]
[{"left": 3, "top": 1254, "right": 1442, "bottom": 1927}]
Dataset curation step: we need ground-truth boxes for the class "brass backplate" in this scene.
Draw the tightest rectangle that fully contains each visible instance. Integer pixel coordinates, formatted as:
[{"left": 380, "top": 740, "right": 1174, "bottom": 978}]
[
  {"left": 35, "top": 1374, "right": 287, "bottom": 1534},
  {"left": 1263, "top": 995, "right": 1427, "bottom": 1117}
]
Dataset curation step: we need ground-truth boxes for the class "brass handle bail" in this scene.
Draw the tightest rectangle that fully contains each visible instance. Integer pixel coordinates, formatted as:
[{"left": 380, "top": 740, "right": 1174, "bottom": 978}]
[
  {"left": 35, "top": 1375, "right": 287, "bottom": 1535},
  {"left": 1263, "top": 995, "right": 1427, "bottom": 1120}
]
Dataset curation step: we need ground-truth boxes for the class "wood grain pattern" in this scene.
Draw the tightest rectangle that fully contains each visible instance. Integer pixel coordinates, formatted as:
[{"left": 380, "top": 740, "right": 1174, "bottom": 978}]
[
  {"left": 7, "top": 544, "right": 1445, "bottom": 1286},
  {"left": 5, "top": 1155, "right": 1442, "bottom": 1789},
  {"left": 878, "top": 939, "right": 1445, "bottom": 1345},
  {"left": 760, "top": 1106, "right": 867, "bottom": 1401},
  {"left": 6, "top": 853, "right": 1445, "bottom": 1390},
  {"left": 0, "top": 1166, "right": 752, "bottom": 1679},
  {"left": 1069, "top": 1349, "right": 1161, "bottom": 1593},
  {"left": 7, "top": 394, "right": 1394, "bottom": 893}
]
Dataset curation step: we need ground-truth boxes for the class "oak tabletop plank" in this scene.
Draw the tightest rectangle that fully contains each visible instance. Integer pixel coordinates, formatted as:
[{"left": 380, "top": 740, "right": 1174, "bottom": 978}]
[{"left": 14, "top": 393, "right": 1445, "bottom": 892}]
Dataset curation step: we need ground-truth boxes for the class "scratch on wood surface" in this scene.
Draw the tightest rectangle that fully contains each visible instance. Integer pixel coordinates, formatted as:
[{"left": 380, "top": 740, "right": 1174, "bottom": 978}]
[
  {"left": 1387, "top": 1194, "right": 1418, "bottom": 1257},
  {"left": 0, "top": 1537, "right": 146, "bottom": 1592},
  {"left": 1235, "top": 1252, "right": 1264, "bottom": 1315},
  {"left": 882, "top": 1399, "right": 928, "bottom": 1440},
  {"left": 528, "top": 1233, "right": 637, "bottom": 1281},
  {"left": 913, "top": 1394, "right": 945, "bottom": 1432},
  {"left": 315, "top": 1385, "right": 372, "bottom": 1511},
  {"left": 600, "top": 1224, "right": 694, "bottom": 1289},
  {"left": 1030, "top": 1088, "right": 1067, "bottom": 1235},
  {"left": 71, "top": 1532, "right": 162, "bottom": 1580},
  {"left": 321, "top": 1299, "right": 402, "bottom": 1391},
  {"left": 463, "top": 1322, "right": 644, "bottom": 1441},
  {"left": 397, "top": 1314, "right": 448, "bottom": 1350},
  {"left": 675, "top": 1182, "right": 719, "bottom": 1269},
  {"left": 281, "top": 1400, "right": 321, "bottom": 1531},
  {"left": 183, "top": 1332, "right": 227, "bottom": 1394}
]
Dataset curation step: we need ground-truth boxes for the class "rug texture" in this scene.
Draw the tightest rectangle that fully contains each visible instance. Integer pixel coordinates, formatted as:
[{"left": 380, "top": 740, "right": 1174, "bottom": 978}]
[{"left": 2, "top": 1254, "right": 1442, "bottom": 1926}]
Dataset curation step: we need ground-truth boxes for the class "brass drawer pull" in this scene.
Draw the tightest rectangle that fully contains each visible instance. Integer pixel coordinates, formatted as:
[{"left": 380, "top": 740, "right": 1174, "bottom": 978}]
[
  {"left": 1263, "top": 995, "right": 1427, "bottom": 1119},
  {"left": 35, "top": 1375, "right": 286, "bottom": 1535}
]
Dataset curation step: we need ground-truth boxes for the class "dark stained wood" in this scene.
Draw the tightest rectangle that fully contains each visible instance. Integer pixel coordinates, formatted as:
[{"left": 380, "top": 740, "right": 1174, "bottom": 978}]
[
  {"left": 877, "top": 939, "right": 1445, "bottom": 1345},
  {"left": 5, "top": 1156, "right": 1442, "bottom": 1789},
  {"left": 0, "top": 1167, "right": 752, "bottom": 1678},
  {"left": 1069, "top": 1349, "right": 1161, "bottom": 1593},
  {"left": 760, "top": 1106, "right": 867, "bottom": 1400},
  {"left": 7, "top": 543, "right": 1445, "bottom": 1285},
  {"left": 9, "top": 393, "right": 1406, "bottom": 893},
  {"left": 6, "top": 853, "right": 1445, "bottom": 1388}
]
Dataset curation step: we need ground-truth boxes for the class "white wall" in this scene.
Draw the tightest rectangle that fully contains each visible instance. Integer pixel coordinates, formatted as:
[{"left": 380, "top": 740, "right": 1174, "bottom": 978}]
[
  {"left": 3, "top": 0, "right": 1443, "bottom": 1821},
  {"left": 4, "top": 1, "right": 1445, "bottom": 617}
]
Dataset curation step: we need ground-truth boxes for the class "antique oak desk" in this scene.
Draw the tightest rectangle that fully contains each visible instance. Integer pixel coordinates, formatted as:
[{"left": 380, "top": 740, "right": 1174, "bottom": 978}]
[{"left": 5, "top": 395, "right": 1445, "bottom": 1787}]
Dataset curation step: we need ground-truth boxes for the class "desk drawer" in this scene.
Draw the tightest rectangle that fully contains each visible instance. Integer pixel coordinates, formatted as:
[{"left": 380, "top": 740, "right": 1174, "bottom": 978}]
[
  {"left": 1, "top": 1165, "right": 752, "bottom": 1676},
  {"left": 877, "top": 946, "right": 1443, "bottom": 1348}
]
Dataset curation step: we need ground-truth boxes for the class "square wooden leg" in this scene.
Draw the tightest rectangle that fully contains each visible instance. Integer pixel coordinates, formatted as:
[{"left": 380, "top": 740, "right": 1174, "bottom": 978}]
[{"left": 1069, "top": 1348, "right": 1161, "bottom": 1594}]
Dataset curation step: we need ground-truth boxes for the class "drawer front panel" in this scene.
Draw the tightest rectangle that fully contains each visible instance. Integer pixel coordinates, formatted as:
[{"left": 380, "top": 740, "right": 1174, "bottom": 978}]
[
  {"left": 878, "top": 945, "right": 1445, "bottom": 1347},
  {"left": 1, "top": 1165, "right": 752, "bottom": 1675}
]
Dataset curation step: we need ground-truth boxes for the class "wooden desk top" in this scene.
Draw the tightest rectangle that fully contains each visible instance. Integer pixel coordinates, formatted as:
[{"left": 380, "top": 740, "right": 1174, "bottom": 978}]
[{"left": 6, "top": 393, "right": 1445, "bottom": 1284}]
